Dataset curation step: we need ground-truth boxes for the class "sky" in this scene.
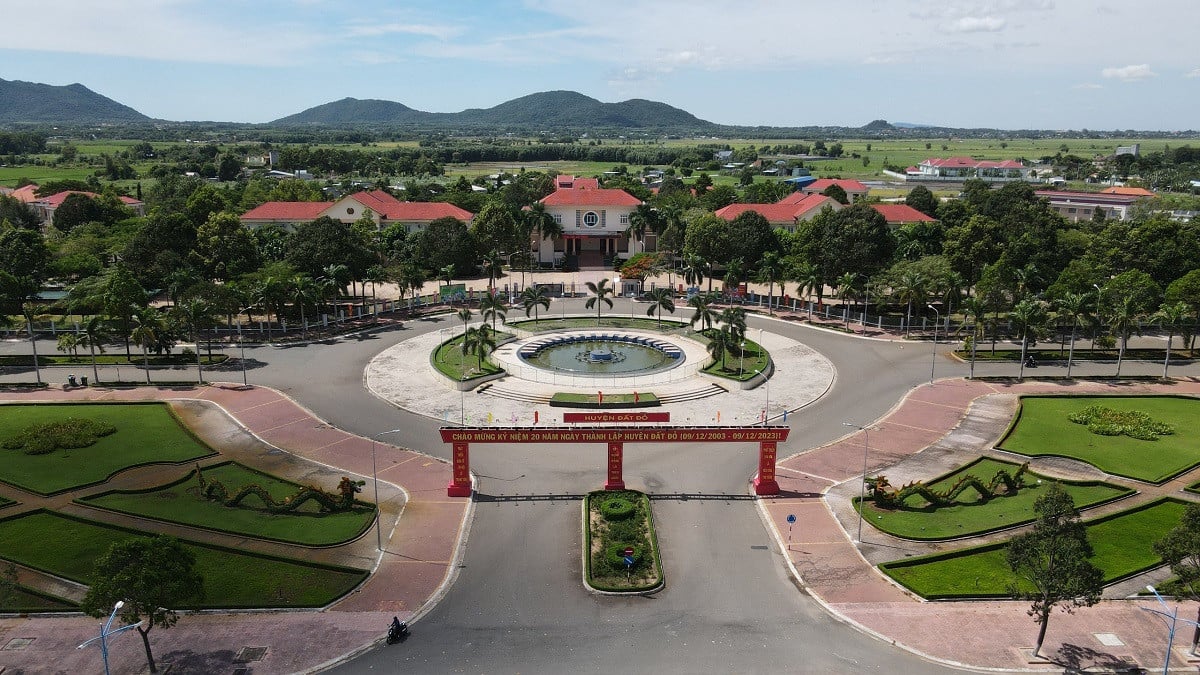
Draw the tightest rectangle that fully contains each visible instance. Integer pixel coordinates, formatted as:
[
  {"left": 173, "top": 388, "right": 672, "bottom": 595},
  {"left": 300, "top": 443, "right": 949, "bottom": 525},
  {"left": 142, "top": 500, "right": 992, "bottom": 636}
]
[{"left": 2, "top": 0, "right": 1198, "bottom": 131}]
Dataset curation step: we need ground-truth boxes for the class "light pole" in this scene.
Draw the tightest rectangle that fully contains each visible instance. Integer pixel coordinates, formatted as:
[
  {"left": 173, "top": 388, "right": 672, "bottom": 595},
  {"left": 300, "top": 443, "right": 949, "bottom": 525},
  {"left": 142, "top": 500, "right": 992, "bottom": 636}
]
[
  {"left": 927, "top": 304, "right": 940, "bottom": 384},
  {"left": 371, "top": 429, "right": 404, "bottom": 552},
  {"left": 739, "top": 340, "right": 745, "bottom": 377},
  {"left": 1092, "top": 283, "right": 1102, "bottom": 359},
  {"left": 237, "top": 303, "right": 260, "bottom": 387},
  {"left": 843, "top": 421, "right": 874, "bottom": 543},
  {"left": 754, "top": 368, "right": 770, "bottom": 425},
  {"left": 77, "top": 600, "right": 142, "bottom": 675},
  {"left": 1141, "top": 585, "right": 1200, "bottom": 675}
]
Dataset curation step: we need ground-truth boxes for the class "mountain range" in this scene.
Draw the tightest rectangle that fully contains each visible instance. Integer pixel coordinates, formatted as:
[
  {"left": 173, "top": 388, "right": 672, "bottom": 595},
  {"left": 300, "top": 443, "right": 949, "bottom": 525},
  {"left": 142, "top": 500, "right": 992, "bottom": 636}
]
[{"left": 0, "top": 78, "right": 149, "bottom": 124}]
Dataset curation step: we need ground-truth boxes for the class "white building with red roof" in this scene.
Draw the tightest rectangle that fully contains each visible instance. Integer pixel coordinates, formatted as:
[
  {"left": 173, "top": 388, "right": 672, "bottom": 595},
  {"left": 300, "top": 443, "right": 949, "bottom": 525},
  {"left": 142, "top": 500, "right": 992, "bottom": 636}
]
[
  {"left": 240, "top": 190, "right": 473, "bottom": 233},
  {"left": 907, "top": 157, "right": 1029, "bottom": 183},
  {"left": 32, "top": 190, "right": 145, "bottom": 223},
  {"left": 797, "top": 179, "right": 869, "bottom": 203},
  {"left": 536, "top": 176, "right": 642, "bottom": 268},
  {"left": 1034, "top": 189, "right": 1147, "bottom": 222},
  {"left": 714, "top": 194, "right": 840, "bottom": 232}
]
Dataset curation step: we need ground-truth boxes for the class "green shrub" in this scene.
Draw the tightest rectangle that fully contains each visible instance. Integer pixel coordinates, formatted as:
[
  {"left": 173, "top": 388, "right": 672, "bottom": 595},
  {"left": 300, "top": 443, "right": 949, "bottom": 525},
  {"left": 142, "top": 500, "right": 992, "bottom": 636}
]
[
  {"left": 1068, "top": 405, "right": 1174, "bottom": 441},
  {"left": 3, "top": 418, "right": 117, "bottom": 455},
  {"left": 600, "top": 497, "right": 635, "bottom": 521}
]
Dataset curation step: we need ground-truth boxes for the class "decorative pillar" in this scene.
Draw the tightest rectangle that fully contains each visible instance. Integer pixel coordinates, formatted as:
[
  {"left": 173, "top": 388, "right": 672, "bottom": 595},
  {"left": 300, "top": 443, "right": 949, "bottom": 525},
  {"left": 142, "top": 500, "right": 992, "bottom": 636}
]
[
  {"left": 753, "top": 441, "right": 779, "bottom": 495},
  {"left": 447, "top": 441, "right": 473, "bottom": 497},
  {"left": 604, "top": 441, "right": 625, "bottom": 490}
]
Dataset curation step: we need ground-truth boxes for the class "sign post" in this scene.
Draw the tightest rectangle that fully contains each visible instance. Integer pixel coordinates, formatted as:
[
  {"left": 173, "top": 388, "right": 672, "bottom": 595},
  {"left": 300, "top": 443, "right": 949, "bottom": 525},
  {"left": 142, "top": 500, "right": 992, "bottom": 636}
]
[{"left": 786, "top": 513, "right": 796, "bottom": 550}]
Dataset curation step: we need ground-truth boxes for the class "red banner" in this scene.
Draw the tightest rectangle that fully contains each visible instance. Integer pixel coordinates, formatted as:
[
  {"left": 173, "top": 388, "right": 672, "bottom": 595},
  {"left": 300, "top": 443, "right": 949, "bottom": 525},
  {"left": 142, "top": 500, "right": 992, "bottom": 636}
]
[
  {"left": 440, "top": 426, "right": 788, "bottom": 444},
  {"left": 605, "top": 441, "right": 625, "bottom": 490},
  {"left": 563, "top": 412, "right": 671, "bottom": 424}
]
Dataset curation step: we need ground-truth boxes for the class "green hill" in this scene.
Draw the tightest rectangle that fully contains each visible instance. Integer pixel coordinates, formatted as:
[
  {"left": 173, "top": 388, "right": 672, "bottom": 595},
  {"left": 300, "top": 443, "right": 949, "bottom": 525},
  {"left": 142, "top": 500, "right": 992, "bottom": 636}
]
[{"left": 0, "top": 78, "right": 150, "bottom": 124}]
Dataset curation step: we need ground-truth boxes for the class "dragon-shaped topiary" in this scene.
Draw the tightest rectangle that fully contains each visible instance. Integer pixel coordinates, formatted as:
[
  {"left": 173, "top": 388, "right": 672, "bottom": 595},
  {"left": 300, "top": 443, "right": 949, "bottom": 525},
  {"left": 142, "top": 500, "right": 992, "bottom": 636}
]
[
  {"left": 195, "top": 464, "right": 366, "bottom": 513},
  {"left": 865, "top": 463, "right": 1029, "bottom": 510}
]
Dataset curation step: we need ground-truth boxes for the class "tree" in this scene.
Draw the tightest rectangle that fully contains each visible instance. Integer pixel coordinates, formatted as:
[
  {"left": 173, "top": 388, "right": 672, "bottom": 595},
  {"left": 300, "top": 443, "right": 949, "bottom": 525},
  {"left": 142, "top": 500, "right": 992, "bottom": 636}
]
[
  {"left": 1006, "top": 483, "right": 1103, "bottom": 658},
  {"left": 130, "top": 306, "right": 165, "bottom": 384},
  {"left": 479, "top": 291, "right": 506, "bottom": 332},
  {"left": 194, "top": 212, "right": 259, "bottom": 280},
  {"left": 727, "top": 211, "right": 781, "bottom": 269},
  {"left": 1054, "top": 292, "right": 1091, "bottom": 378},
  {"left": 905, "top": 185, "right": 938, "bottom": 217},
  {"left": 81, "top": 315, "right": 111, "bottom": 384},
  {"left": 1010, "top": 299, "right": 1048, "bottom": 379},
  {"left": 822, "top": 183, "right": 849, "bottom": 204},
  {"left": 480, "top": 248, "right": 505, "bottom": 293},
  {"left": 470, "top": 201, "right": 521, "bottom": 256},
  {"left": 461, "top": 325, "right": 497, "bottom": 373},
  {"left": 1156, "top": 301, "right": 1190, "bottom": 378},
  {"left": 101, "top": 266, "right": 148, "bottom": 359},
  {"left": 720, "top": 306, "right": 747, "bottom": 345},
  {"left": 645, "top": 287, "right": 675, "bottom": 328},
  {"left": 525, "top": 202, "right": 561, "bottom": 265},
  {"left": 961, "top": 296, "right": 987, "bottom": 379},
  {"left": 705, "top": 325, "right": 734, "bottom": 370},
  {"left": 815, "top": 204, "right": 894, "bottom": 281},
  {"left": 836, "top": 272, "right": 861, "bottom": 332},
  {"left": 81, "top": 536, "right": 204, "bottom": 674},
  {"left": 892, "top": 269, "right": 927, "bottom": 338},
  {"left": 682, "top": 254, "right": 709, "bottom": 291},
  {"left": 792, "top": 260, "right": 821, "bottom": 313},
  {"left": 688, "top": 293, "right": 718, "bottom": 332},
  {"left": 520, "top": 285, "right": 551, "bottom": 326},
  {"left": 584, "top": 278, "right": 615, "bottom": 326},
  {"left": 1166, "top": 269, "right": 1200, "bottom": 354},
  {"left": 1153, "top": 503, "right": 1200, "bottom": 654},
  {"left": 171, "top": 297, "right": 214, "bottom": 384},
  {"left": 284, "top": 216, "right": 374, "bottom": 281}
]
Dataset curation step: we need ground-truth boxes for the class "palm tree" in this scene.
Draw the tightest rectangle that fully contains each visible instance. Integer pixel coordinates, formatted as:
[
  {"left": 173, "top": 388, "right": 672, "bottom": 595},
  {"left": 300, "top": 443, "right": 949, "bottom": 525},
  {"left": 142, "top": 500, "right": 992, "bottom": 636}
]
[
  {"left": 479, "top": 292, "right": 506, "bottom": 332},
  {"left": 723, "top": 258, "right": 745, "bottom": 299},
  {"left": 290, "top": 274, "right": 319, "bottom": 335},
  {"left": 520, "top": 285, "right": 551, "bottom": 327},
  {"left": 323, "top": 263, "right": 352, "bottom": 299},
  {"left": 961, "top": 296, "right": 987, "bottom": 379},
  {"left": 397, "top": 263, "right": 426, "bottom": 312},
  {"left": 1107, "top": 295, "right": 1141, "bottom": 378},
  {"left": 688, "top": 293, "right": 718, "bottom": 332},
  {"left": 627, "top": 204, "right": 660, "bottom": 255},
  {"left": 461, "top": 325, "right": 497, "bottom": 374},
  {"left": 893, "top": 270, "right": 928, "bottom": 338},
  {"left": 56, "top": 333, "right": 81, "bottom": 360},
  {"left": 525, "top": 202, "right": 560, "bottom": 266},
  {"left": 585, "top": 278, "right": 615, "bottom": 326},
  {"left": 439, "top": 264, "right": 457, "bottom": 304},
  {"left": 19, "top": 301, "right": 43, "bottom": 386},
  {"left": 720, "top": 306, "right": 747, "bottom": 345},
  {"left": 1010, "top": 299, "right": 1048, "bottom": 380},
  {"left": 81, "top": 315, "right": 111, "bottom": 384},
  {"left": 645, "top": 287, "right": 675, "bottom": 328},
  {"left": 792, "top": 261, "right": 821, "bottom": 316},
  {"left": 130, "top": 306, "right": 165, "bottom": 385},
  {"left": 705, "top": 325, "right": 734, "bottom": 370},
  {"left": 457, "top": 307, "right": 473, "bottom": 338},
  {"left": 364, "top": 265, "right": 389, "bottom": 307},
  {"left": 480, "top": 249, "right": 505, "bottom": 293},
  {"left": 836, "top": 272, "right": 860, "bottom": 332},
  {"left": 756, "top": 251, "right": 784, "bottom": 315},
  {"left": 254, "top": 276, "right": 286, "bottom": 340},
  {"left": 172, "top": 297, "right": 213, "bottom": 384},
  {"left": 682, "top": 254, "right": 708, "bottom": 293},
  {"left": 1055, "top": 292, "right": 1091, "bottom": 378},
  {"left": 1156, "top": 301, "right": 1189, "bottom": 379}
]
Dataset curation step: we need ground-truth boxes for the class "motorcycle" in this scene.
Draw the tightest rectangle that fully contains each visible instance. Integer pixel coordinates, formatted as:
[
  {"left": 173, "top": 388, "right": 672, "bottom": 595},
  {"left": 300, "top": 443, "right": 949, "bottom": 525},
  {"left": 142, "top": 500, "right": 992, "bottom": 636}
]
[
  {"left": 387, "top": 617, "right": 409, "bottom": 644},
  {"left": 1024, "top": 355, "right": 1038, "bottom": 368}
]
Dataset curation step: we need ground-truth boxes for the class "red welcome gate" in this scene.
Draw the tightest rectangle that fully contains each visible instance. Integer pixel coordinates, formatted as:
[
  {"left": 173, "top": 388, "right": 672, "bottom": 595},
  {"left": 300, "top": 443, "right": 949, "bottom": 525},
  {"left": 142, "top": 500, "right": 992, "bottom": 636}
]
[{"left": 438, "top": 425, "right": 789, "bottom": 497}]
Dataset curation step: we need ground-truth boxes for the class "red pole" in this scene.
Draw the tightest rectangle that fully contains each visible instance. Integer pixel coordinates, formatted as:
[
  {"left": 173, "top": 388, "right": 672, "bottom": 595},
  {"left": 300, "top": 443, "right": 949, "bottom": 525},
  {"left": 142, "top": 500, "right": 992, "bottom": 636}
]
[
  {"left": 754, "top": 441, "right": 780, "bottom": 495},
  {"left": 447, "top": 441, "right": 473, "bottom": 497},
  {"left": 604, "top": 441, "right": 625, "bottom": 490}
]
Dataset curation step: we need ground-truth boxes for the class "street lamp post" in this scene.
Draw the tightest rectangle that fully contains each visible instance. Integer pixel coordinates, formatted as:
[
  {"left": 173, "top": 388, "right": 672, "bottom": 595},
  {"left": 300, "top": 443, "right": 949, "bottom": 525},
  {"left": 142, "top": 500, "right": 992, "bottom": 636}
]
[
  {"left": 77, "top": 600, "right": 142, "bottom": 675},
  {"left": 1141, "top": 585, "right": 1200, "bottom": 675},
  {"left": 927, "top": 304, "right": 940, "bottom": 384},
  {"left": 1092, "top": 283, "right": 1102, "bottom": 359},
  {"left": 739, "top": 340, "right": 745, "bottom": 377},
  {"left": 237, "top": 303, "right": 260, "bottom": 387},
  {"left": 843, "top": 421, "right": 874, "bottom": 543},
  {"left": 371, "top": 429, "right": 405, "bottom": 552}
]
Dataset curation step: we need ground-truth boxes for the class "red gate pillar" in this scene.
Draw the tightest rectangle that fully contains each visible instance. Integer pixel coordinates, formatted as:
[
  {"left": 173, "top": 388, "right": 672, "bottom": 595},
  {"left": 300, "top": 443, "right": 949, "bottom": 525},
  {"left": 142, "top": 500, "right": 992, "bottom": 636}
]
[
  {"left": 753, "top": 441, "right": 779, "bottom": 495},
  {"left": 447, "top": 441, "right": 473, "bottom": 497},
  {"left": 604, "top": 441, "right": 625, "bottom": 490}
]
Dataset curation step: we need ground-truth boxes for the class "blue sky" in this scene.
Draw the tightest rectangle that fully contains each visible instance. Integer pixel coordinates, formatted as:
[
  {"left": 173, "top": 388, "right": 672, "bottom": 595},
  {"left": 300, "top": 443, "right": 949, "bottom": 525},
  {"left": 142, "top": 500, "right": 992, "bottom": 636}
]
[{"left": 2, "top": 0, "right": 1198, "bottom": 130}]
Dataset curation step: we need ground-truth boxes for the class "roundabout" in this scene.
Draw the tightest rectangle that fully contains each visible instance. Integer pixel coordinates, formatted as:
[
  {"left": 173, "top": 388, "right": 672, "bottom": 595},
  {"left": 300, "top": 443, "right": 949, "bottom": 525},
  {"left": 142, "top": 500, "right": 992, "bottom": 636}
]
[{"left": 364, "top": 315, "right": 837, "bottom": 426}]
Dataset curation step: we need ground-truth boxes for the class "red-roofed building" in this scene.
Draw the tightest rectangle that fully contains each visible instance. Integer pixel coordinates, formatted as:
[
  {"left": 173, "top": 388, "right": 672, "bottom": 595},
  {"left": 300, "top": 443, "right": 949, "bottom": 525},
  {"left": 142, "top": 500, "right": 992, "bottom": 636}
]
[
  {"left": 798, "top": 179, "right": 869, "bottom": 203},
  {"left": 871, "top": 204, "right": 938, "bottom": 228},
  {"left": 536, "top": 177, "right": 643, "bottom": 268},
  {"left": 714, "top": 194, "right": 840, "bottom": 232},
  {"left": 1035, "top": 189, "right": 1147, "bottom": 222},
  {"left": 1100, "top": 186, "right": 1156, "bottom": 197},
  {"left": 907, "top": 157, "right": 1029, "bottom": 183},
  {"left": 32, "top": 190, "right": 145, "bottom": 223},
  {"left": 239, "top": 190, "right": 474, "bottom": 232},
  {"left": 3, "top": 184, "right": 39, "bottom": 204}
]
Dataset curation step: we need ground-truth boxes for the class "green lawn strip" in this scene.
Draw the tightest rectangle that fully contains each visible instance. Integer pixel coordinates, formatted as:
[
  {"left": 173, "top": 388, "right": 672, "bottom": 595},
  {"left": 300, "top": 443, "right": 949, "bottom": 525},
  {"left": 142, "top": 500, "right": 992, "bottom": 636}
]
[
  {"left": 584, "top": 490, "right": 664, "bottom": 593},
  {"left": 997, "top": 396, "right": 1200, "bottom": 483},
  {"left": 551, "top": 392, "right": 659, "bottom": 407},
  {"left": 859, "top": 457, "right": 1134, "bottom": 540},
  {"left": 953, "top": 348, "right": 1193, "bottom": 362},
  {"left": 78, "top": 462, "right": 376, "bottom": 547},
  {"left": 698, "top": 333, "right": 769, "bottom": 381},
  {"left": 508, "top": 317, "right": 688, "bottom": 333},
  {"left": 0, "top": 510, "right": 367, "bottom": 608},
  {"left": 431, "top": 331, "right": 513, "bottom": 380},
  {"left": 0, "top": 402, "right": 217, "bottom": 495},
  {"left": 0, "top": 354, "right": 228, "bottom": 367},
  {"left": 0, "top": 584, "right": 78, "bottom": 613},
  {"left": 880, "top": 498, "right": 1188, "bottom": 599}
]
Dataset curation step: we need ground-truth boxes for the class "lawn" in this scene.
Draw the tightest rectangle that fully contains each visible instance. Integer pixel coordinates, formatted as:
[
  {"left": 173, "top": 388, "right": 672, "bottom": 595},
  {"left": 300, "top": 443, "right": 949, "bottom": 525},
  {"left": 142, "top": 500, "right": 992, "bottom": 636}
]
[
  {"left": 585, "top": 490, "right": 664, "bottom": 592},
  {"left": 997, "top": 396, "right": 1200, "bottom": 483},
  {"left": 860, "top": 457, "right": 1133, "bottom": 540},
  {"left": 432, "top": 331, "right": 513, "bottom": 380},
  {"left": 0, "top": 402, "right": 217, "bottom": 495},
  {"left": 508, "top": 317, "right": 690, "bottom": 333},
  {"left": 0, "top": 584, "right": 77, "bottom": 613},
  {"left": 880, "top": 498, "right": 1188, "bottom": 599},
  {"left": 551, "top": 392, "right": 659, "bottom": 406},
  {"left": 0, "top": 353, "right": 227, "bottom": 367},
  {"left": 698, "top": 333, "right": 769, "bottom": 381},
  {"left": 0, "top": 511, "right": 367, "bottom": 608},
  {"left": 79, "top": 462, "right": 376, "bottom": 546}
]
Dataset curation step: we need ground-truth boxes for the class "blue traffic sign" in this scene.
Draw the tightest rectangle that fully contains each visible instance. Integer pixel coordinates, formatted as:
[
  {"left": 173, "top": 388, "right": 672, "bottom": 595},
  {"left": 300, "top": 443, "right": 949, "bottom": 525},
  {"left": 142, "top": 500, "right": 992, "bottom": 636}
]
[
  {"left": 786, "top": 514, "right": 796, "bottom": 524},
  {"left": 623, "top": 555, "right": 635, "bottom": 567}
]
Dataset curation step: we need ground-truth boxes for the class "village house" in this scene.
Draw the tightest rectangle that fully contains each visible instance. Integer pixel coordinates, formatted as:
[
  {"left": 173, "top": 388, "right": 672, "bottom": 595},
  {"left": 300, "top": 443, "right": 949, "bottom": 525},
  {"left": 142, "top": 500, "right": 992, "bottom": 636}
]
[
  {"left": 798, "top": 178, "right": 870, "bottom": 203},
  {"left": 906, "top": 157, "right": 1029, "bottom": 183},
  {"left": 713, "top": 193, "right": 840, "bottom": 232},
  {"left": 535, "top": 176, "right": 642, "bottom": 270},
  {"left": 1034, "top": 188, "right": 1152, "bottom": 222},
  {"left": 239, "top": 189, "right": 474, "bottom": 233},
  {"left": 32, "top": 190, "right": 145, "bottom": 224},
  {"left": 870, "top": 204, "right": 938, "bottom": 228}
]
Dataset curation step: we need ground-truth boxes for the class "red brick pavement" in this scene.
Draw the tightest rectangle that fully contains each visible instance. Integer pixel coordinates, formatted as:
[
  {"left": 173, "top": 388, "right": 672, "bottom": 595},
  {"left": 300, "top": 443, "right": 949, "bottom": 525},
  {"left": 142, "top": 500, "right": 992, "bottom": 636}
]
[
  {"left": 0, "top": 382, "right": 468, "bottom": 675},
  {"left": 766, "top": 376, "right": 1200, "bottom": 671}
]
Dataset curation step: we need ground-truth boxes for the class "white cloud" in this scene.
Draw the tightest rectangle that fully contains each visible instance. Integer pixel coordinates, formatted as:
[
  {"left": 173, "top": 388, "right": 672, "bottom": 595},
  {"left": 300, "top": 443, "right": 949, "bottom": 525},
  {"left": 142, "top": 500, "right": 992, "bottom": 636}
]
[
  {"left": 1072, "top": 83, "right": 1103, "bottom": 89},
  {"left": 1101, "top": 64, "right": 1156, "bottom": 81},
  {"left": 943, "top": 16, "right": 1007, "bottom": 32},
  {"left": 343, "top": 22, "right": 463, "bottom": 40},
  {"left": 1186, "top": 68, "right": 1200, "bottom": 78}
]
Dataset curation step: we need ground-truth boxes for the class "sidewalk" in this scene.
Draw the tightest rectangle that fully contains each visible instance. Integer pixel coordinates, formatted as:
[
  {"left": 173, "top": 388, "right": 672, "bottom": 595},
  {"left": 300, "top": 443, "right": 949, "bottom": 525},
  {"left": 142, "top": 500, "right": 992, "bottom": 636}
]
[
  {"left": 0, "top": 383, "right": 469, "bottom": 675},
  {"left": 762, "top": 376, "right": 1200, "bottom": 672}
]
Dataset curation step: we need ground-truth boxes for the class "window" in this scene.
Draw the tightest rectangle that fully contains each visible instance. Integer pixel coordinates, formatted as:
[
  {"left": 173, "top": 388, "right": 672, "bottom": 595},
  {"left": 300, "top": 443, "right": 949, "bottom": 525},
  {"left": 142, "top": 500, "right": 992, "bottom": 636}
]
[
  {"left": 583, "top": 211, "right": 599, "bottom": 228},
  {"left": 347, "top": 207, "right": 355, "bottom": 215},
  {"left": 553, "top": 214, "right": 562, "bottom": 224},
  {"left": 619, "top": 214, "right": 629, "bottom": 225}
]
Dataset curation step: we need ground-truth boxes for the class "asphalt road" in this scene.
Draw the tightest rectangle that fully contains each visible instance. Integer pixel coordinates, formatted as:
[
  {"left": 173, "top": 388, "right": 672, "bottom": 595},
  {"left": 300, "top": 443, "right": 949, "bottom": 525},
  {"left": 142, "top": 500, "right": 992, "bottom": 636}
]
[{"left": 3, "top": 300, "right": 1195, "bottom": 673}]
